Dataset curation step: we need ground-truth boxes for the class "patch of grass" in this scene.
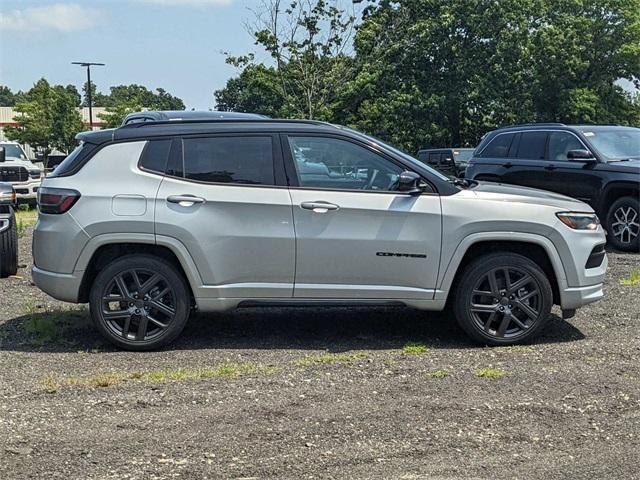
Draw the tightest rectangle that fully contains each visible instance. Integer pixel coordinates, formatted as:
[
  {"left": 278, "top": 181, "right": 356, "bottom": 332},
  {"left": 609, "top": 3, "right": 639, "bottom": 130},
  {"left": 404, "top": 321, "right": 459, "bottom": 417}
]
[
  {"left": 294, "top": 352, "right": 369, "bottom": 368},
  {"left": 15, "top": 206, "right": 38, "bottom": 237},
  {"left": 22, "top": 305, "right": 88, "bottom": 345},
  {"left": 621, "top": 270, "right": 640, "bottom": 286},
  {"left": 475, "top": 367, "right": 506, "bottom": 379},
  {"left": 429, "top": 369, "right": 450, "bottom": 379},
  {"left": 401, "top": 342, "right": 430, "bottom": 354},
  {"left": 43, "top": 363, "right": 278, "bottom": 391},
  {"left": 40, "top": 375, "right": 59, "bottom": 394}
]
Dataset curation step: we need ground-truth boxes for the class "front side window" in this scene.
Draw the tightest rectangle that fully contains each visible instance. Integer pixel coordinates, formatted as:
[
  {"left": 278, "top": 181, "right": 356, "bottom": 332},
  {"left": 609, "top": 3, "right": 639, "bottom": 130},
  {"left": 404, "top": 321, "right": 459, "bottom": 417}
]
[
  {"left": 181, "top": 136, "right": 274, "bottom": 185},
  {"left": 288, "top": 136, "right": 402, "bottom": 191},
  {"left": 548, "top": 132, "right": 585, "bottom": 161},
  {"left": 480, "top": 133, "right": 515, "bottom": 158},
  {"left": 516, "top": 132, "right": 547, "bottom": 160}
]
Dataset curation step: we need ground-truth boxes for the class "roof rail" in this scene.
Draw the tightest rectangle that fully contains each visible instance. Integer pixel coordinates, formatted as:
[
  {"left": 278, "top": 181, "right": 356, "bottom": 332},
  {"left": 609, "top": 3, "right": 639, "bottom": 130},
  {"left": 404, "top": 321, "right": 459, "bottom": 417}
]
[
  {"left": 118, "top": 118, "right": 330, "bottom": 129},
  {"left": 499, "top": 122, "right": 566, "bottom": 129}
]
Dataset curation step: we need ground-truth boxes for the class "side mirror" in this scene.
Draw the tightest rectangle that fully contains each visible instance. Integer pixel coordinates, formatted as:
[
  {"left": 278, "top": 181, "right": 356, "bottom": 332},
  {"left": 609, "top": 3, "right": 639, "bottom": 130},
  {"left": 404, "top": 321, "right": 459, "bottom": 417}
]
[
  {"left": 567, "top": 149, "right": 596, "bottom": 162},
  {"left": 396, "top": 171, "right": 423, "bottom": 195},
  {"left": 0, "top": 147, "right": 5, "bottom": 163}
]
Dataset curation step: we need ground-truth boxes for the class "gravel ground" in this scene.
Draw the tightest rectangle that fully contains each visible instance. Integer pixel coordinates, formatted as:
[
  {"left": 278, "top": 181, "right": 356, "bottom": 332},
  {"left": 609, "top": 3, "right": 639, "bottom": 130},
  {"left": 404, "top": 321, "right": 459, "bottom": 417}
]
[{"left": 1, "top": 226, "right": 639, "bottom": 479}]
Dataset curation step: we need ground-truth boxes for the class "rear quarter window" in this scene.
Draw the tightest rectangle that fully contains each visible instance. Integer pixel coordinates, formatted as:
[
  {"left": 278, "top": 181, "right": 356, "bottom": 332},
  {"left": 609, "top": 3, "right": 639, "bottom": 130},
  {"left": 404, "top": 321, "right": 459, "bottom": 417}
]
[{"left": 139, "top": 139, "right": 172, "bottom": 174}]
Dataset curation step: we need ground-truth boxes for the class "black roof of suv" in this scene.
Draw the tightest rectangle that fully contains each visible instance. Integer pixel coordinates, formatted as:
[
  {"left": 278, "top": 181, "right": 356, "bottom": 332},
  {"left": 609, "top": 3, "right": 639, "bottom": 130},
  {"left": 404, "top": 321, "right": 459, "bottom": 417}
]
[
  {"left": 121, "top": 110, "right": 268, "bottom": 125},
  {"left": 466, "top": 123, "right": 640, "bottom": 251}
]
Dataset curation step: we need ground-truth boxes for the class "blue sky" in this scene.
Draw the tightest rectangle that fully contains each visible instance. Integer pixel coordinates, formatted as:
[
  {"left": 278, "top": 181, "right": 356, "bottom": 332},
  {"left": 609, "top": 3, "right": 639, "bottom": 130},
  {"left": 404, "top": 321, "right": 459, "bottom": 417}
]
[{"left": 0, "top": 0, "right": 269, "bottom": 109}]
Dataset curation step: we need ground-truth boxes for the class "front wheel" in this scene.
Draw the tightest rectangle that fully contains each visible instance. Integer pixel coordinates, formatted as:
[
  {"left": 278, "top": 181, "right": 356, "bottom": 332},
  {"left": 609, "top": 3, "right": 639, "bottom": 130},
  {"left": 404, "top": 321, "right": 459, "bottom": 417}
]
[
  {"left": 89, "top": 255, "right": 191, "bottom": 351},
  {"left": 453, "top": 253, "right": 553, "bottom": 346},
  {"left": 606, "top": 196, "right": 639, "bottom": 252}
]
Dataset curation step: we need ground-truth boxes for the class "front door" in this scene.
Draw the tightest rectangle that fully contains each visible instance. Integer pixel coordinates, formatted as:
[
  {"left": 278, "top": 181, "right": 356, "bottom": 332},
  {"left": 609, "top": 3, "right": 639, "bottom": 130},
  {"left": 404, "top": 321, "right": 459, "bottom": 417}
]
[
  {"left": 284, "top": 134, "right": 442, "bottom": 300},
  {"left": 155, "top": 134, "right": 295, "bottom": 299}
]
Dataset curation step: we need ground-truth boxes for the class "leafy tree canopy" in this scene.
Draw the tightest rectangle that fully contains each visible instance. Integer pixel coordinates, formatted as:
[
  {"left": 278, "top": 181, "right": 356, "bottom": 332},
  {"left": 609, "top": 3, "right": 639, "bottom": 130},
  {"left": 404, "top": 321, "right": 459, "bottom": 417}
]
[{"left": 4, "top": 78, "right": 85, "bottom": 156}]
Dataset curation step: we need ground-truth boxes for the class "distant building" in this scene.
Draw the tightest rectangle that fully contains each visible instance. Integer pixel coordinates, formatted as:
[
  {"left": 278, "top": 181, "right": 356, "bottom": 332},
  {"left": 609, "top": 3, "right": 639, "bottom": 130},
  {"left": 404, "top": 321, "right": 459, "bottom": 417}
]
[{"left": 0, "top": 106, "right": 107, "bottom": 157}]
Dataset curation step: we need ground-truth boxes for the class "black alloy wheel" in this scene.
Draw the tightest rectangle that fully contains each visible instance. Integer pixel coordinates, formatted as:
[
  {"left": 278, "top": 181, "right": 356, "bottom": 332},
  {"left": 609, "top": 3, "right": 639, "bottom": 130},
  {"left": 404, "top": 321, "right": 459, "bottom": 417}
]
[
  {"left": 90, "top": 255, "right": 190, "bottom": 350},
  {"left": 454, "top": 253, "right": 553, "bottom": 345}
]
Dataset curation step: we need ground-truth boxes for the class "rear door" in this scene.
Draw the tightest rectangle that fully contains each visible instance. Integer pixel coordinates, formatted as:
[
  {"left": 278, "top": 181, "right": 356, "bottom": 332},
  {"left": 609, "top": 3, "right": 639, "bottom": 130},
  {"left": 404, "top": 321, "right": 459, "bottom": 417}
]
[
  {"left": 500, "top": 131, "right": 550, "bottom": 190},
  {"left": 155, "top": 134, "right": 295, "bottom": 299},
  {"left": 283, "top": 134, "right": 442, "bottom": 300}
]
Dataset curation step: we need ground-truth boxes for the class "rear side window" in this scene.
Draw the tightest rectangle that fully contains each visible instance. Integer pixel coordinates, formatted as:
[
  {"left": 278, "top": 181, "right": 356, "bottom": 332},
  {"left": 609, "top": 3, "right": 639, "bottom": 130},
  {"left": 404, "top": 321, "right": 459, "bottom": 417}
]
[
  {"left": 139, "top": 139, "right": 172, "bottom": 173},
  {"left": 480, "top": 133, "right": 515, "bottom": 158},
  {"left": 428, "top": 152, "right": 441, "bottom": 165},
  {"left": 516, "top": 132, "right": 547, "bottom": 160},
  {"left": 182, "top": 136, "right": 274, "bottom": 185}
]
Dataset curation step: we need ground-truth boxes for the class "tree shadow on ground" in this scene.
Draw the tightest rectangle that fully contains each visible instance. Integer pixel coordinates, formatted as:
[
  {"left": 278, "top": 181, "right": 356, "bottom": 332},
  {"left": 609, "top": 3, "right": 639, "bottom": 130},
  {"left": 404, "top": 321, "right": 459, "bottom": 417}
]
[{"left": 0, "top": 305, "right": 585, "bottom": 354}]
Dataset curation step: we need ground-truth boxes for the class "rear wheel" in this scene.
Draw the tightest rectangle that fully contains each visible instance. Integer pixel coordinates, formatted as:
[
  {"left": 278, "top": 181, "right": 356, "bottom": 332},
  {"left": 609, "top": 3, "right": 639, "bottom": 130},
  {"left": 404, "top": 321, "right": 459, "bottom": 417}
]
[
  {"left": 0, "top": 211, "right": 18, "bottom": 278},
  {"left": 89, "top": 255, "right": 191, "bottom": 351},
  {"left": 606, "top": 196, "right": 639, "bottom": 252},
  {"left": 453, "top": 253, "right": 553, "bottom": 346}
]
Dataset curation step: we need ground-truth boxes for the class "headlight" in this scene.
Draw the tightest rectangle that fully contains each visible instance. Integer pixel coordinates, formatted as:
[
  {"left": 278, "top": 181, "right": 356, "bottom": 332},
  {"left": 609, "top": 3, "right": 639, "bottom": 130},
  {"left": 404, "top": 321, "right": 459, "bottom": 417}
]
[
  {"left": 0, "top": 190, "right": 16, "bottom": 205},
  {"left": 556, "top": 212, "right": 600, "bottom": 230},
  {"left": 28, "top": 170, "right": 42, "bottom": 179}
]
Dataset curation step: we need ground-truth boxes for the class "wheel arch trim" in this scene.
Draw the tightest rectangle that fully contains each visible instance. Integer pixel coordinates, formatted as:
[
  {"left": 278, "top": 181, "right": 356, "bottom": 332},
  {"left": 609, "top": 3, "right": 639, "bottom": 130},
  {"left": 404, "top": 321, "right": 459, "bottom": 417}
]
[
  {"left": 437, "top": 232, "right": 568, "bottom": 300},
  {"left": 73, "top": 233, "right": 205, "bottom": 301}
]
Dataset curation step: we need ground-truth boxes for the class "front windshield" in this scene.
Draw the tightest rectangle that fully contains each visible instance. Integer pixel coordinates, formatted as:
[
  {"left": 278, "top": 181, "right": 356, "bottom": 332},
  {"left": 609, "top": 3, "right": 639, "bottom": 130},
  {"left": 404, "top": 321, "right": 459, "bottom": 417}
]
[
  {"left": 580, "top": 128, "right": 640, "bottom": 161},
  {"left": 0, "top": 143, "right": 27, "bottom": 160},
  {"left": 336, "top": 126, "right": 450, "bottom": 181},
  {"left": 453, "top": 149, "right": 474, "bottom": 162}
]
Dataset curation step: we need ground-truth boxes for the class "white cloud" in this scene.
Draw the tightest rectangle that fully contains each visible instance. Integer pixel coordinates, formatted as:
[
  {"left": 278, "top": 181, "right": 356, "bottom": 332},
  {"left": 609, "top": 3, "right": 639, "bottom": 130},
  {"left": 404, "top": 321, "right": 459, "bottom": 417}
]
[
  {"left": 0, "top": 3, "right": 103, "bottom": 33},
  {"left": 135, "top": 0, "right": 233, "bottom": 6}
]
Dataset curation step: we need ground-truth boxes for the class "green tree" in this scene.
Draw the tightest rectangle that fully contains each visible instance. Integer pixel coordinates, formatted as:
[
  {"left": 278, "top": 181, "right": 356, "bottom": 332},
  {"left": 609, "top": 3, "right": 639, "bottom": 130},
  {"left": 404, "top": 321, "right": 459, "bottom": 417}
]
[
  {"left": 0, "top": 85, "right": 24, "bottom": 107},
  {"left": 97, "top": 99, "right": 144, "bottom": 128},
  {"left": 216, "top": 0, "right": 356, "bottom": 120},
  {"left": 5, "top": 79, "right": 85, "bottom": 157}
]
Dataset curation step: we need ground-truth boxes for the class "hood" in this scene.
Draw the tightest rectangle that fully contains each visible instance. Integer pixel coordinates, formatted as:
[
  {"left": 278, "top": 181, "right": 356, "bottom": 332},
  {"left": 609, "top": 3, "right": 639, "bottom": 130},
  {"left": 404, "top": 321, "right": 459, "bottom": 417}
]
[
  {"left": 600, "top": 159, "right": 640, "bottom": 174},
  {"left": 469, "top": 181, "right": 591, "bottom": 211},
  {"left": 0, "top": 158, "right": 42, "bottom": 172}
]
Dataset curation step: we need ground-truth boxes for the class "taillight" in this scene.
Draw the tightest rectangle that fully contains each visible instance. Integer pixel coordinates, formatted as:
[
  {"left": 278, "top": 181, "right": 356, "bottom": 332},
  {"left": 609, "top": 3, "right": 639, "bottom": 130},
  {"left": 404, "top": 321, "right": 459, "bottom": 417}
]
[{"left": 37, "top": 187, "right": 81, "bottom": 214}]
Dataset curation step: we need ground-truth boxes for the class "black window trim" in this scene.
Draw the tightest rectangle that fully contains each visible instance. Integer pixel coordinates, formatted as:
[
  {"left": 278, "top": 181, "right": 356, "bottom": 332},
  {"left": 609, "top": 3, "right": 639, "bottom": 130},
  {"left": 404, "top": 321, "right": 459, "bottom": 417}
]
[
  {"left": 479, "top": 129, "right": 591, "bottom": 159},
  {"left": 280, "top": 132, "right": 438, "bottom": 195}
]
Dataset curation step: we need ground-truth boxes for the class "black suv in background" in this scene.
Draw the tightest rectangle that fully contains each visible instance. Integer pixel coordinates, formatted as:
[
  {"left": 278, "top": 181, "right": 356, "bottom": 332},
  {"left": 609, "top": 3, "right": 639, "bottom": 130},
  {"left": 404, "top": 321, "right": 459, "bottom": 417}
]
[
  {"left": 466, "top": 124, "right": 640, "bottom": 251},
  {"left": 417, "top": 148, "right": 475, "bottom": 178}
]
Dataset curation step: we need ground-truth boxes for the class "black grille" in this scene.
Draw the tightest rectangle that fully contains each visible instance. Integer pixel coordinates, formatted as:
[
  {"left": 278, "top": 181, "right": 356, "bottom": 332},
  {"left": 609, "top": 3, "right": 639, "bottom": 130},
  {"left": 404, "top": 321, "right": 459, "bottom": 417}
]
[
  {"left": 0, "top": 166, "right": 29, "bottom": 182},
  {"left": 586, "top": 244, "right": 606, "bottom": 269}
]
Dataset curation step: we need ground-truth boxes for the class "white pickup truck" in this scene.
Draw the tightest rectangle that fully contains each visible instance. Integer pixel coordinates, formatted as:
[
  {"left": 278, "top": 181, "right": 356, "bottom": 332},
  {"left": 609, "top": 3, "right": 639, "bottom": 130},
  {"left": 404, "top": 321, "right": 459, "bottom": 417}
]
[{"left": 0, "top": 141, "right": 44, "bottom": 205}]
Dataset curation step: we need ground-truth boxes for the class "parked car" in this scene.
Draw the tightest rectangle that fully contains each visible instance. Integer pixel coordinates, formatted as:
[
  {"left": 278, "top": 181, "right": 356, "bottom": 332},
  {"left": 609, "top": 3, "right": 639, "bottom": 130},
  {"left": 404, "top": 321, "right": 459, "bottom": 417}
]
[
  {"left": 465, "top": 124, "right": 640, "bottom": 252},
  {"left": 121, "top": 110, "right": 268, "bottom": 126},
  {"left": 416, "top": 148, "right": 475, "bottom": 177},
  {"left": 32, "top": 118, "right": 606, "bottom": 350},
  {"left": 0, "top": 181, "right": 18, "bottom": 278},
  {"left": 0, "top": 142, "right": 44, "bottom": 205}
]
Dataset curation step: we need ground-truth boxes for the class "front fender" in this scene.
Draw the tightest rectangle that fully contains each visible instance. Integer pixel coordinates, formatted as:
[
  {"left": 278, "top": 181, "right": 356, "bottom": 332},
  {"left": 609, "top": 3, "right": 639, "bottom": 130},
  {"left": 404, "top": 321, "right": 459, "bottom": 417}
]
[{"left": 435, "top": 231, "right": 569, "bottom": 302}]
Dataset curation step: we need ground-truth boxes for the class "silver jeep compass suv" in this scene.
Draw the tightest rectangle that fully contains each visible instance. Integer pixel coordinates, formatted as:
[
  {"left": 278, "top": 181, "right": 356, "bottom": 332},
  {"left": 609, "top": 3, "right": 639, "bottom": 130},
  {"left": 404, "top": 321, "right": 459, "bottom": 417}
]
[{"left": 32, "top": 118, "right": 607, "bottom": 350}]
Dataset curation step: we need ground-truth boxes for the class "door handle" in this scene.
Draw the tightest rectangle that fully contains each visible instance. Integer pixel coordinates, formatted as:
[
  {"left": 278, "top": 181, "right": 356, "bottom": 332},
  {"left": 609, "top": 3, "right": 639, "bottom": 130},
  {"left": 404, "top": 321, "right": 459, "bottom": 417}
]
[
  {"left": 504, "top": 162, "right": 513, "bottom": 168},
  {"left": 544, "top": 164, "right": 557, "bottom": 171},
  {"left": 167, "top": 195, "right": 205, "bottom": 206},
  {"left": 300, "top": 201, "right": 339, "bottom": 213}
]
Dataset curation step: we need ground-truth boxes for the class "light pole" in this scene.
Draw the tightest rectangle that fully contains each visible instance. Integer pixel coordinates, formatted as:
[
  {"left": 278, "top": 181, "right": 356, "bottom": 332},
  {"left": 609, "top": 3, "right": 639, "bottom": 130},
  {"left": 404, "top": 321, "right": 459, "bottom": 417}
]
[{"left": 72, "top": 61, "right": 105, "bottom": 129}]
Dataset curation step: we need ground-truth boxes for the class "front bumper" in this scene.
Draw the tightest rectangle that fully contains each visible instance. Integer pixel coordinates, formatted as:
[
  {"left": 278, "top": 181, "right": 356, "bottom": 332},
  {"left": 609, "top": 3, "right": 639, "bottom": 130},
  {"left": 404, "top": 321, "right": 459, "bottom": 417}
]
[
  {"left": 31, "top": 266, "right": 83, "bottom": 303},
  {"left": 560, "top": 282, "right": 605, "bottom": 310},
  {"left": 11, "top": 179, "right": 40, "bottom": 201}
]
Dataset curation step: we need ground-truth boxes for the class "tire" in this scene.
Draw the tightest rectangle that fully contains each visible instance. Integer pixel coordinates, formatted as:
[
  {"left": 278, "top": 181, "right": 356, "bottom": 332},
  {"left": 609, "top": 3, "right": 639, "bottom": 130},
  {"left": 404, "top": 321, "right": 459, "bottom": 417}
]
[
  {"left": 0, "top": 212, "right": 18, "bottom": 278},
  {"left": 453, "top": 253, "right": 553, "bottom": 346},
  {"left": 89, "top": 254, "right": 191, "bottom": 351},
  {"left": 606, "top": 196, "right": 640, "bottom": 252}
]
